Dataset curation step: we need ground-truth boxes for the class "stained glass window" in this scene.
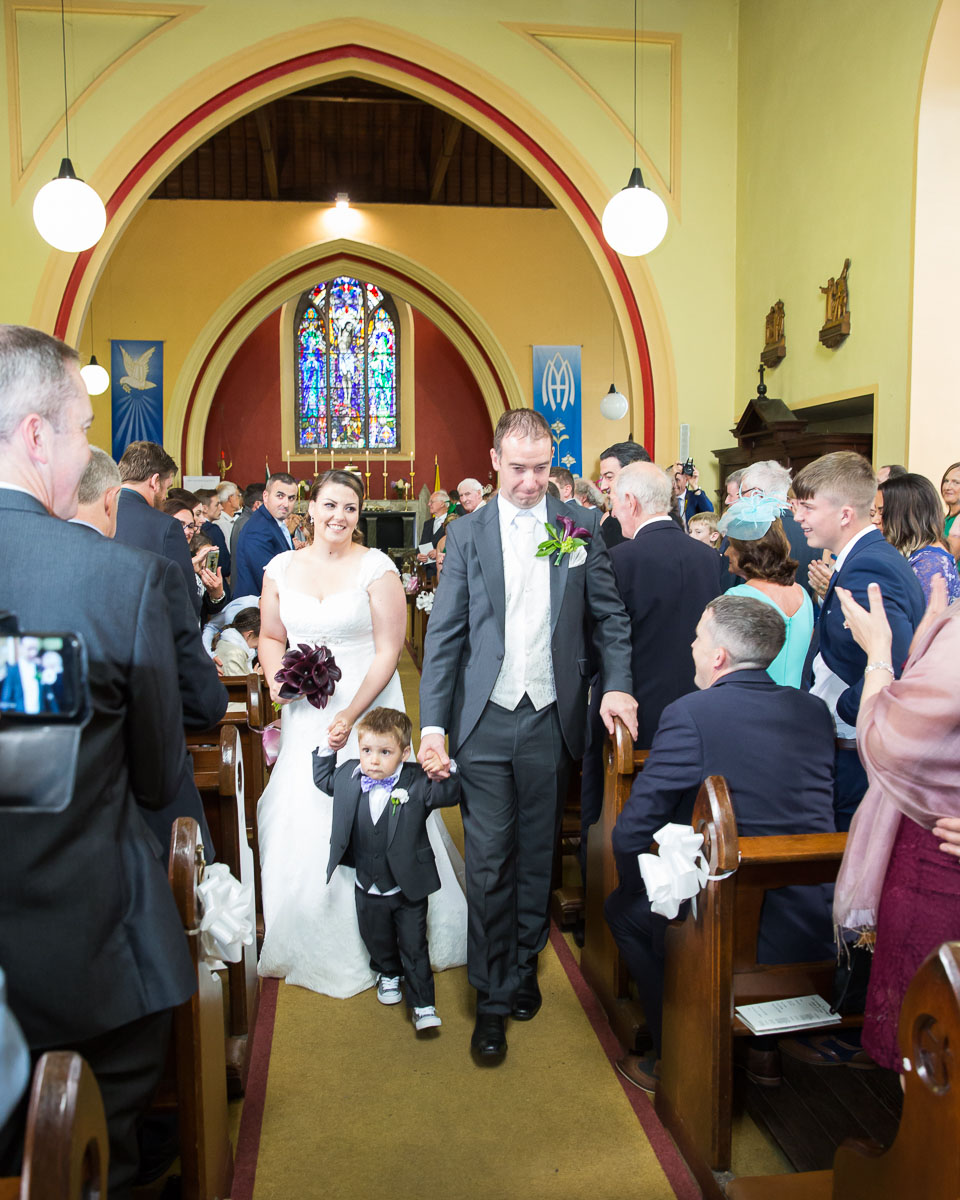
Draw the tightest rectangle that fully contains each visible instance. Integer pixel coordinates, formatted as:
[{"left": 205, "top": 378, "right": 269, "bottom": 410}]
[{"left": 295, "top": 276, "right": 399, "bottom": 451}]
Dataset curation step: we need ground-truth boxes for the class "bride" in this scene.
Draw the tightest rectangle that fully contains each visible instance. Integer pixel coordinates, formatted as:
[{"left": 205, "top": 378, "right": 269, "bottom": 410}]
[{"left": 256, "top": 470, "right": 467, "bottom": 996}]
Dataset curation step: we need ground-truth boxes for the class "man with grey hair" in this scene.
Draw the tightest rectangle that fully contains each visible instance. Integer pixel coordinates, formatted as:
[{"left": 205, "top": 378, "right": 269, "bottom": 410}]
[
  {"left": 214, "top": 480, "right": 241, "bottom": 540},
  {"left": 455, "top": 477, "right": 485, "bottom": 514},
  {"left": 71, "top": 446, "right": 123, "bottom": 537},
  {"left": 0, "top": 325, "right": 196, "bottom": 1192},
  {"left": 577, "top": 463, "right": 722, "bottom": 884},
  {"left": 418, "top": 489, "right": 451, "bottom": 574},
  {"left": 605, "top": 593, "right": 837, "bottom": 1092}
]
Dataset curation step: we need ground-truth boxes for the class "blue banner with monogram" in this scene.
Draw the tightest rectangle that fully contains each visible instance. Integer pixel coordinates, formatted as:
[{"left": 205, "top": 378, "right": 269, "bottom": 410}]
[
  {"left": 532, "top": 345, "right": 581, "bottom": 475},
  {"left": 111, "top": 340, "right": 163, "bottom": 461}
]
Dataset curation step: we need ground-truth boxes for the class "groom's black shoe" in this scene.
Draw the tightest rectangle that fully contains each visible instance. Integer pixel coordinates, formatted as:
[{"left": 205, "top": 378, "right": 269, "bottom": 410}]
[
  {"left": 471, "top": 1014, "right": 507, "bottom": 1063},
  {"left": 511, "top": 975, "right": 542, "bottom": 1021}
]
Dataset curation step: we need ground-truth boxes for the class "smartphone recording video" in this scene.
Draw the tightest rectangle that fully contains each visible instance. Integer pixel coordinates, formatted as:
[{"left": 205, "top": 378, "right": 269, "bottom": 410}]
[
  {"left": 0, "top": 634, "right": 83, "bottom": 721},
  {"left": 205, "top": 548, "right": 220, "bottom": 573}
]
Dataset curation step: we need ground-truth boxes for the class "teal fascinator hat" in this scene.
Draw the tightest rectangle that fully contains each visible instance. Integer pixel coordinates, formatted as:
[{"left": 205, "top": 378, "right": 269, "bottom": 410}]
[{"left": 717, "top": 494, "right": 791, "bottom": 541}]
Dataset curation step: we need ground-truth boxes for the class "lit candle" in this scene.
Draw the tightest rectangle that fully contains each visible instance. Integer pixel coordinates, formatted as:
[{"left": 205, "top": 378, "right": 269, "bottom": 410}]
[
  {"left": 330, "top": 448, "right": 335, "bottom": 470},
  {"left": 365, "top": 450, "right": 370, "bottom": 471},
  {"left": 314, "top": 447, "right": 318, "bottom": 473},
  {"left": 285, "top": 449, "right": 290, "bottom": 472}
]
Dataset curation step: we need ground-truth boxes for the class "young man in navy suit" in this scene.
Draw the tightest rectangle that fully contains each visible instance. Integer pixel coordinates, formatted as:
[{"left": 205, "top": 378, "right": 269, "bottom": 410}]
[
  {"left": 233, "top": 473, "right": 298, "bottom": 599},
  {"left": 793, "top": 452, "right": 925, "bottom": 830}
]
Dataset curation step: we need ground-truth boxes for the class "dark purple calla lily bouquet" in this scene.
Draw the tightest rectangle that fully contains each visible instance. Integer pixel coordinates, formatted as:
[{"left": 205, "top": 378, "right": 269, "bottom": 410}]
[
  {"left": 274, "top": 643, "right": 342, "bottom": 710},
  {"left": 536, "top": 513, "right": 592, "bottom": 566}
]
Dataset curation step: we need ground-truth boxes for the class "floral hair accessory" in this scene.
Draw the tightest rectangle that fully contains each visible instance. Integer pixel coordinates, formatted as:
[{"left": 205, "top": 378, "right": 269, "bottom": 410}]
[
  {"left": 536, "top": 513, "right": 592, "bottom": 566},
  {"left": 274, "top": 643, "right": 342, "bottom": 710},
  {"left": 716, "top": 494, "right": 790, "bottom": 542}
]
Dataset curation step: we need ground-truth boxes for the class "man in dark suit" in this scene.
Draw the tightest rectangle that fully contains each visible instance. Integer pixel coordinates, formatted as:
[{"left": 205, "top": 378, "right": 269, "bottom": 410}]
[
  {"left": 605, "top": 594, "right": 837, "bottom": 1091},
  {"left": 229, "top": 482, "right": 264, "bottom": 586},
  {"left": 0, "top": 326, "right": 196, "bottom": 1196},
  {"left": 195, "top": 487, "right": 231, "bottom": 579},
  {"left": 72, "top": 447, "right": 227, "bottom": 853},
  {"left": 579, "top": 462, "right": 724, "bottom": 881},
  {"left": 416, "top": 489, "right": 449, "bottom": 579},
  {"left": 419, "top": 409, "right": 637, "bottom": 1062},
  {"left": 793, "top": 452, "right": 925, "bottom": 829},
  {"left": 115, "top": 440, "right": 200, "bottom": 618},
  {"left": 596, "top": 440, "right": 652, "bottom": 548},
  {"left": 233, "top": 473, "right": 298, "bottom": 599},
  {"left": 670, "top": 461, "right": 714, "bottom": 527}
]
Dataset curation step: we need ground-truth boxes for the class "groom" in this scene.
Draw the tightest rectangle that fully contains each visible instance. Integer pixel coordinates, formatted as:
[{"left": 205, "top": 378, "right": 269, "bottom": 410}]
[{"left": 419, "top": 409, "right": 637, "bottom": 1062}]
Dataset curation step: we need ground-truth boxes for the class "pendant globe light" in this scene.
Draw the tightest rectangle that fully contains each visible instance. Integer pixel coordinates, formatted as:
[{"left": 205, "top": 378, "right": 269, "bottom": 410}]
[
  {"left": 601, "top": 0, "right": 668, "bottom": 257},
  {"left": 80, "top": 300, "right": 109, "bottom": 394},
  {"left": 600, "top": 319, "right": 629, "bottom": 420},
  {"left": 32, "top": 1, "right": 106, "bottom": 253}
]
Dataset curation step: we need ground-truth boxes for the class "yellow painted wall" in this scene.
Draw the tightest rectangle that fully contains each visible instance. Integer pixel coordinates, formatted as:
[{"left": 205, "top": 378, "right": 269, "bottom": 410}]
[
  {"left": 2, "top": 1, "right": 948, "bottom": 492},
  {"left": 85, "top": 199, "right": 627, "bottom": 474},
  {"left": 735, "top": 0, "right": 940, "bottom": 467}
]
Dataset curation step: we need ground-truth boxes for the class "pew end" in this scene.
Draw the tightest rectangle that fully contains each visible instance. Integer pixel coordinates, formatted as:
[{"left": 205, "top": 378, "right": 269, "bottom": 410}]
[
  {"left": 0, "top": 1052, "right": 108, "bottom": 1200},
  {"left": 655, "top": 777, "right": 850, "bottom": 1195},
  {"left": 168, "top": 818, "right": 234, "bottom": 1200},
  {"left": 581, "top": 717, "right": 650, "bottom": 1052},
  {"left": 727, "top": 940, "right": 960, "bottom": 1200}
]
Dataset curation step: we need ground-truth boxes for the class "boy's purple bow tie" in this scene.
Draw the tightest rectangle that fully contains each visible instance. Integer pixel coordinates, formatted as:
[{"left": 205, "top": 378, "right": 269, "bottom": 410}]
[{"left": 360, "top": 771, "right": 401, "bottom": 793}]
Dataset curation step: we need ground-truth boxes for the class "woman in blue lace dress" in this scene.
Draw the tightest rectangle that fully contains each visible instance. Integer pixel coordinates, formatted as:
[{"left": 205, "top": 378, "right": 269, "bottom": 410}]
[{"left": 879, "top": 473, "right": 960, "bottom": 604}]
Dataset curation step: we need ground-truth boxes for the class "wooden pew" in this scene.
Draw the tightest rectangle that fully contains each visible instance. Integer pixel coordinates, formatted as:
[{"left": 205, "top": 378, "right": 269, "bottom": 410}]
[
  {"left": 168, "top": 817, "right": 233, "bottom": 1200},
  {"left": 580, "top": 719, "right": 649, "bottom": 1051},
  {"left": 655, "top": 776, "right": 849, "bottom": 1197},
  {"left": 187, "top": 724, "right": 259, "bottom": 1092},
  {"left": 727, "top": 940, "right": 960, "bottom": 1200},
  {"left": 0, "top": 1053, "right": 108, "bottom": 1200}
]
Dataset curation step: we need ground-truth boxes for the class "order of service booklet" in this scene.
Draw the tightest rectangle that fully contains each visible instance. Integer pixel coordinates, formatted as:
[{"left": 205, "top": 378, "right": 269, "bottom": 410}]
[{"left": 734, "top": 994, "right": 841, "bottom": 1035}]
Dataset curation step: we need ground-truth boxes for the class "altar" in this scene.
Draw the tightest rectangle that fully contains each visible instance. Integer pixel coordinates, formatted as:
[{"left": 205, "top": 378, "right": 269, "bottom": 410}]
[{"left": 358, "top": 501, "right": 419, "bottom": 552}]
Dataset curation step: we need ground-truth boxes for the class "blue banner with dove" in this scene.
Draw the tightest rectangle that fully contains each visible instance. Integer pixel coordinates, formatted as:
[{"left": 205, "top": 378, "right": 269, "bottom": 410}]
[
  {"left": 111, "top": 340, "right": 163, "bottom": 461},
  {"left": 532, "top": 345, "right": 581, "bottom": 476}
]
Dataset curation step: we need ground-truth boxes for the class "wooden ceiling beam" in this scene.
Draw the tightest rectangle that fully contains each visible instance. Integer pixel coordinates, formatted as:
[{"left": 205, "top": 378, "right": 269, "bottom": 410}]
[
  {"left": 429, "top": 114, "right": 462, "bottom": 203},
  {"left": 254, "top": 108, "right": 280, "bottom": 200}
]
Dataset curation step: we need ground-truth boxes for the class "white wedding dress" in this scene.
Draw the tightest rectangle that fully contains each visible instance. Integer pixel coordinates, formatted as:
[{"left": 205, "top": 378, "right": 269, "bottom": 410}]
[{"left": 256, "top": 548, "right": 467, "bottom": 996}]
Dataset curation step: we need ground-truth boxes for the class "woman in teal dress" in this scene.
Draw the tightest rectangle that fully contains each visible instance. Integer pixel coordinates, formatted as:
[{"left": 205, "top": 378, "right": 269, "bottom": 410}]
[{"left": 718, "top": 498, "right": 813, "bottom": 688}]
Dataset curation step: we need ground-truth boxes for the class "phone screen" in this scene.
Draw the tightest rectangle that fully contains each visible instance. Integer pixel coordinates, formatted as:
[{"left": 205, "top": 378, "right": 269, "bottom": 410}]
[
  {"left": 206, "top": 548, "right": 220, "bottom": 572},
  {"left": 0, "top": 634, "right": 84, "bottom": 721}
]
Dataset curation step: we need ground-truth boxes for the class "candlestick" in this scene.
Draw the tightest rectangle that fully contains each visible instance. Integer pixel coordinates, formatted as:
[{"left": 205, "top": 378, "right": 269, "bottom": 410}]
[{"left": 364, "top": 469, "right": 371, "bottom": 499}]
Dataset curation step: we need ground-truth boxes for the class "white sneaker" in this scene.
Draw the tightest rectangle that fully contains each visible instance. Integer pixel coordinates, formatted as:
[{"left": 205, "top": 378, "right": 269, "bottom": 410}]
[
  {"left": 413, "top": 1006, "right": 442, "bottom": 1031},
  {"left": 377, "top": 975, "right": 402, "bottom": 1005}
]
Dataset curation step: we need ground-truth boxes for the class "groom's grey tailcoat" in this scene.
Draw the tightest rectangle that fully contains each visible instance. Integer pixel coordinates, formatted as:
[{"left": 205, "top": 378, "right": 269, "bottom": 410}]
[{"left": 419, "top": 496, "right": 633, "bottom": 754}]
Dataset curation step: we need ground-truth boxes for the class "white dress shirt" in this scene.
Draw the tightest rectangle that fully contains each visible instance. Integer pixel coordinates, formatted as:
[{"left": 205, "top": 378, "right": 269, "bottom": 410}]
[
  {"left": 810, "top": 524, "right": 876, "bottom": 737},
  {"left": 489, "top": 494, "right": 556, "bottom": 711},
  {"left": 275, "top": 514, "right": 294, "bottom": 550}
]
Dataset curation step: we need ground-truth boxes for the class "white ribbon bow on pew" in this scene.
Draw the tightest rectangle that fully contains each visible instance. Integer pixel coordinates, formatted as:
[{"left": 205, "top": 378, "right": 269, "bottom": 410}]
[
  {"left": 196, "top": 863, "right": 255, "bottom": 968},
  {"left": 638, "top": 823, "right": 711, "bottom": 920}
]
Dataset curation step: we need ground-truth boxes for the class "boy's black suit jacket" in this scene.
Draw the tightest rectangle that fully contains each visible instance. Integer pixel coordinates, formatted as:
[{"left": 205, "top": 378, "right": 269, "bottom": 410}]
[{"left": 313, "top": 754, "right": 461, "bottom": 902}]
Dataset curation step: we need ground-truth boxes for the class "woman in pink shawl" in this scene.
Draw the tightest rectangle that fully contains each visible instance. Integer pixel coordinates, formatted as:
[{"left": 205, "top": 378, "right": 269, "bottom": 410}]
[{"left": 834, "top": 574, "right": 960, "bottom": 1070}]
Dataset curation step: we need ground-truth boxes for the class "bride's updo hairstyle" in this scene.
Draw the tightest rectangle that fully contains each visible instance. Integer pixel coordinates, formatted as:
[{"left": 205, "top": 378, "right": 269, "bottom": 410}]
[{"left": 309, "top": 470, "right": 365, "bottom": 543}]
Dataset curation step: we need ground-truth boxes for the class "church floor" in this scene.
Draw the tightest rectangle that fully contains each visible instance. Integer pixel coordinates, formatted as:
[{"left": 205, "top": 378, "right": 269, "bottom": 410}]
[{"left": 227, "top": 649, "right": 788, "bottom": 1198}]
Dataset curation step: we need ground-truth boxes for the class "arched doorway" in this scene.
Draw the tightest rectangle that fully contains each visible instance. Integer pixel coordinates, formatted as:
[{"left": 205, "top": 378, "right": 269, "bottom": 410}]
[{"left": 41, "top": 24, "right": 671, "bottom": 455}]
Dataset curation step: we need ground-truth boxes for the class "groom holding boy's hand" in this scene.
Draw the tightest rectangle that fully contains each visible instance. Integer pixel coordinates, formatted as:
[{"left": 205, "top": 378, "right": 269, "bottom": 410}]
[{"left": 419, "top": 409, "right": 637, "bottom": 1063}]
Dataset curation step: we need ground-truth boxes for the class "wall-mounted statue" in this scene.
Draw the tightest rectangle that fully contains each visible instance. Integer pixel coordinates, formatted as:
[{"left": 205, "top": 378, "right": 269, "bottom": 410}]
[
  {"left": 761, "top": 298, "right": 786, "bottom": 367},
  {"left": 819, "top": 257, "right": 851, "bottom": 348}
]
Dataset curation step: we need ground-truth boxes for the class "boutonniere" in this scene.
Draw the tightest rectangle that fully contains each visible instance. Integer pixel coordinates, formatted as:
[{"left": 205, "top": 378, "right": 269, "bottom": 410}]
[
  {"left": 389, "top": 787, "right": 410, "bottom": 810},
  {"left": 536, "top": 514, "right": 592, "bottom": 566}
]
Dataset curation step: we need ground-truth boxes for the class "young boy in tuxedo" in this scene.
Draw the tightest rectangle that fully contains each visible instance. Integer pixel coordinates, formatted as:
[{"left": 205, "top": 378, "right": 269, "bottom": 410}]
[{"left": 312, "top": 707, "right": 461, "bottom": 1032}]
